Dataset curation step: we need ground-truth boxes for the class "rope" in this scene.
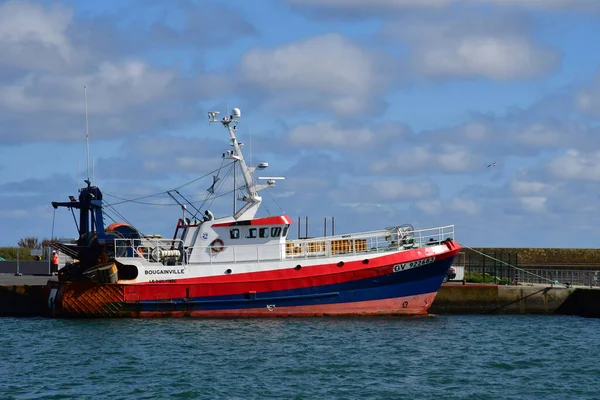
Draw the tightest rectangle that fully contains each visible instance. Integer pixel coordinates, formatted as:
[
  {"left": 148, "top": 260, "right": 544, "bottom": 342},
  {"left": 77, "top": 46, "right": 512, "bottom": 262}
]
[
  {"left": 104, "top": 193, "right": 180, "bottom": 207},
  {"left": 102, "top": 210, "right": 118, "bottom": 225},
  {"left": 172, "top": 160, "right": 232, "bottom": 191},
  {"left": 264, "top": 190, "right": 285, "bottom": 216},
  {"left": 103, "top": 202, "right": 141, "bottom": 235},
  {"left": 51, "top": 208, "right": 56, "bottom": 241},
  {"left": 174, "top": 190, "right": 202, "bottom": 216},
  {"left": 193, "top": 162, "right": 235, "bottom": 219},
  {"left": 462, "top": 245, "right": 567, "bottom": 287},
  {"left": 102, "top": 161, "right": 234, "bottom": 206}
]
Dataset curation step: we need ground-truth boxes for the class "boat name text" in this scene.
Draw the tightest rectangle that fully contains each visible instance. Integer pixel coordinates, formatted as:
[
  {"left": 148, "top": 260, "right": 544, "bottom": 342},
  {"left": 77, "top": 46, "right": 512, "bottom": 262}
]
[
  {"left": 145, "top": 269, "right": 185, "bottom": 275},
  {"left": 393, "top": 257, "right": 435, "bottom": 272}
]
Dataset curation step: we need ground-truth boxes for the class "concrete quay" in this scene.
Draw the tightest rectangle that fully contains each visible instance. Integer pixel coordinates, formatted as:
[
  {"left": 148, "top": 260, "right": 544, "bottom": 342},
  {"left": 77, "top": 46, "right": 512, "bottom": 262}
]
[
  {"left": 431, "top": 283, "right": 600, "bottom": 318},
  {"left": 1, "top": 276, "right": 600, "bottom": 318}
]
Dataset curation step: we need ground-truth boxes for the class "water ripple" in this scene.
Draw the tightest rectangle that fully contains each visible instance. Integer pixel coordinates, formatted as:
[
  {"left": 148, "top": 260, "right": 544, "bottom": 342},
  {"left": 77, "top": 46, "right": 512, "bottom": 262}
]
[{"left": 1, "top": 315, "right": 599, "bottom": 399}]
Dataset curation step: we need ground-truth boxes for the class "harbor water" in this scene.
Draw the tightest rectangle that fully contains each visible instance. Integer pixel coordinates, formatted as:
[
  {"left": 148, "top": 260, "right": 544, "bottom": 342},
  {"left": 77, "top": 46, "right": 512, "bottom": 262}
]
[{"left": 1, "top": 315, "right": 599, "bottom": 399}]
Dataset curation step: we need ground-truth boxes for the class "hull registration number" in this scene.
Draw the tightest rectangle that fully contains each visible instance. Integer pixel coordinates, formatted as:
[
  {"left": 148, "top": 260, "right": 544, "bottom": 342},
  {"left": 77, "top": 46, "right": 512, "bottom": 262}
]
[{"left": 393, "top": 257, "right": 435, "bottom": 272}]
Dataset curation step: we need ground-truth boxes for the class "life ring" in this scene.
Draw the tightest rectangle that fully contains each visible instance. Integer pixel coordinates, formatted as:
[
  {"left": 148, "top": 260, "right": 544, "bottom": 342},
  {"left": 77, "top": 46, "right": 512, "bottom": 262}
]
[
  {"left": 210, "top": 238, "right": 225, "bottom": 253},
  {"left": 136, "top": 247, "right": 146, "bottom": 258}
]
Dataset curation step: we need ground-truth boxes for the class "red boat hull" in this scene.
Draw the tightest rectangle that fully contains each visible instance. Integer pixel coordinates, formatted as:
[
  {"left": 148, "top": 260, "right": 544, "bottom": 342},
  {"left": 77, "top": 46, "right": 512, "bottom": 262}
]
[{"left": 47, "top": 242, "right": 461, "bottom": 318}]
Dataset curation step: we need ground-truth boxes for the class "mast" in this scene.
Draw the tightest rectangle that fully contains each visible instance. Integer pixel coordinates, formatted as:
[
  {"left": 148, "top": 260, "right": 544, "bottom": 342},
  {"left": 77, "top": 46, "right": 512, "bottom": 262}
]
[
  {"left": 233, "top": 159, "right": 237, "bottom": 215},
  {"left": 208, "top": 108, "right": 282, "bottom": 220},
  {"left": 84, "top": 86, "right": 91, "bottom": 184}
]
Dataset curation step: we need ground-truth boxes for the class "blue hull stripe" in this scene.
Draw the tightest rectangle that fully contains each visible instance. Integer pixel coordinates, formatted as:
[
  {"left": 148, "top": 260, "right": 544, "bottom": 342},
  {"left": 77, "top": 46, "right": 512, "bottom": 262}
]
[{"left": 129, "top": 257, "right": 455, "bottom": 312}]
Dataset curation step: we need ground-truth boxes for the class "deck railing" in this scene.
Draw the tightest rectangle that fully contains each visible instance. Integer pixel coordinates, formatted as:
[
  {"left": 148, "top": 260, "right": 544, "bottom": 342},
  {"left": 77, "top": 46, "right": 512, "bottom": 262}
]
[
  {"left": 112, "top": 225, "right": 455, "bottom": 265},
  {"left": 113, "top": 238, "right": 186, "bottom": 263},
  {"left": 284, "top": 224, "right": 455, "bottom": 260}
]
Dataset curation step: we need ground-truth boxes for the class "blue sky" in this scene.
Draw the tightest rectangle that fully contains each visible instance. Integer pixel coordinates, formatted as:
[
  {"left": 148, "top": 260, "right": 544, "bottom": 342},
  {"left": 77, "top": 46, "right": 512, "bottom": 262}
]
[{"left": 1, "top": 0, "right": 600, "bottom": 248}]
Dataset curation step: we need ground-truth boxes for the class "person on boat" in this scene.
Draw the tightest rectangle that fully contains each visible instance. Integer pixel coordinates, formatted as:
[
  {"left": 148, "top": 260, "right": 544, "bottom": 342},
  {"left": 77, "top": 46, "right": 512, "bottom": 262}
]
[{"left": 51, "top": 251, "right": 59, "bottom": 275}]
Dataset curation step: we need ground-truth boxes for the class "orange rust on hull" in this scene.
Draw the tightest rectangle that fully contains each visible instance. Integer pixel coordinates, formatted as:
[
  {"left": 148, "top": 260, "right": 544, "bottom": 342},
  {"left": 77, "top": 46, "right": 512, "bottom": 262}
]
[{"left": 59, "top": 282, "right": 125, "bottom": 317}]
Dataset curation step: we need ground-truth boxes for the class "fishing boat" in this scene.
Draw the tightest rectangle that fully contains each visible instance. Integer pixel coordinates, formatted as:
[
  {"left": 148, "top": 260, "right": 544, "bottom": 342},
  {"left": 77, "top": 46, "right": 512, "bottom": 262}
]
[{"left": 47, "top": 108, "right": 461, "bottom": 317}]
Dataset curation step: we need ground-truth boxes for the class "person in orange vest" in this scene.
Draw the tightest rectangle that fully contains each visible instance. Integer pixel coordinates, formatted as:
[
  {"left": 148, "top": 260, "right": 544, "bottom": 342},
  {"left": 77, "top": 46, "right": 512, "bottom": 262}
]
[{"left": 51, "top": 251, "right": 59, "bottom": 275}]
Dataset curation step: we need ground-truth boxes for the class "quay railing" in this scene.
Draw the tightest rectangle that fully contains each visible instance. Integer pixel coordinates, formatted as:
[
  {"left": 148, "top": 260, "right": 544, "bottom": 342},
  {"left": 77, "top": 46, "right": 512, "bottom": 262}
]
[
  {"left": 0, "top": 246, "right": 68, "bottom": 275},
  {"left": 453, "top": 250, "right": 600, "bottom": 288},
  {"left": 461, "top": 265, "right": 600, "bottom": 288}
]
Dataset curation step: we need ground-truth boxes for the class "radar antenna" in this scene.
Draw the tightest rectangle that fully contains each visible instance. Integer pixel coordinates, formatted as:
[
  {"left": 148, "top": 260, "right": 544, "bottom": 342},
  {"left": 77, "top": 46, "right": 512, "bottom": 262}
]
[{"left": 208, "top": 108, "right": 282, "bottom": 220}]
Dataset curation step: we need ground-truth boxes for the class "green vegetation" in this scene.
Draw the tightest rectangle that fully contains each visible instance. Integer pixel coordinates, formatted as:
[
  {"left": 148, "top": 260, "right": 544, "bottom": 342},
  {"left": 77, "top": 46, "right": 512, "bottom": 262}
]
[
  {"left": 17, "top": 236, "right": 42, "bottom": 249},
  {"left": 466, "top": 248, "right": 600, "bottom": 270},
  {"left": 0, "top": 247, "right": 38, "bottom": 261},
  {"left": 465, "top": 271, "right": 512, "bottom": 285},
  {"left": 0, "top": 236, "right": 50, "bottom": 261}
]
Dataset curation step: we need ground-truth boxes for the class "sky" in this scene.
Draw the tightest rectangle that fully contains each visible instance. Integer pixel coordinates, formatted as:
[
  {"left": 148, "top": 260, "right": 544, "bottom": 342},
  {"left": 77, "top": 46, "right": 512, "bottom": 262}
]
[{"left": 1, "top": 0, "right": 600, "bottom": 248}]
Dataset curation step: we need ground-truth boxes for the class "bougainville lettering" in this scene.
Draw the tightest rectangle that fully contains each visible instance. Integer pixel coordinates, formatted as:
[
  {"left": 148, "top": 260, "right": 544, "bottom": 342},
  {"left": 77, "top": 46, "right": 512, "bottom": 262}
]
[{"left": 145, "top": 269, "right": 185, "bottom": 275}]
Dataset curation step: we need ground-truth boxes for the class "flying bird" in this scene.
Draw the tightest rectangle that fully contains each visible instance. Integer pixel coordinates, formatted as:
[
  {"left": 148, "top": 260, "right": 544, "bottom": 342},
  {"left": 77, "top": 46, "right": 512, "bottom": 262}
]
[{"left": 487, "top": 162, "right": 497, "bottom": 168}]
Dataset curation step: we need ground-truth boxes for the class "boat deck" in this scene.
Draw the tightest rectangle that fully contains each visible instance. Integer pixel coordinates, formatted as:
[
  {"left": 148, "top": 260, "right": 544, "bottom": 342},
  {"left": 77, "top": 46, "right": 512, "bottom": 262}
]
[{"left": 114, "top": 224, "right": 455, "bottom": 265}]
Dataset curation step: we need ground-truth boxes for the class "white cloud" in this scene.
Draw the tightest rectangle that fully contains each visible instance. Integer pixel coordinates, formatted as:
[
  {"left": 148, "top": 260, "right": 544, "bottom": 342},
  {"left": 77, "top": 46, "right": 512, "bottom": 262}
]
[
  {"left": 372, "top": 144, "right": 481, "bottom": 174},
  {"left": 0, "top": 1, "right": 74, "bottom": 70},
  {"left": 370, "top": 180, "right": 437, "bottom": 201},
  {"left": 286, "top": 121, "right": 407, "bottom": 148},
  {"left": 97, "top": 137, "right": 226, "bottom": 179},
  {"left": 448, "top": 197, "right": 480, "bottom": 215},
  {"left": 412, "top": 35, "right": 557, "bottom": 80},
  {"left": 463, "top": 122, "right": 490, "bottom": 140},
  {"left": 547, "top": 150, "right": 600, "bottom": 181},
  {"left": 288, "top": 1, "right": 560, "bottom": 82},
  {"left": 512, "top": 123, "right": 563, "bottom": 147},
  {"left": 385, "top": 13, "right": 559, "bottom": 81},
  {"left": 340, "top": 202, "right": 396, "bottom": 215},
  {"left": 0, "top": 209, "right": 30, "bottom": 218},
  {"left": 0, "top": 1, "right": 237, "bottom": 144},
  {"left": 287, "top": 121, "right": 375, "bottom": 148},
  {"left": 437, "top": 145, "right": 479, "bottom": 171},
  {"left": 242, "top": 34, "right": 373, "bottom": 93},
  {"left": 240, "top": 34, "right": 390, "bottom": 116},
  {"left": 0, "top": 61, "right": 174, "bottom": 115},
  {"left": 577, "top": 74, "right": 600, "bottom": 117},
  {"left": 519, "top": 196, "right": 547, "bottom": 213},
  {"left": 510, "top": 180, "right": 554, "bottom": 196},
  {"left": 416, "top": 200, "right": 442, "bottom": 215}
]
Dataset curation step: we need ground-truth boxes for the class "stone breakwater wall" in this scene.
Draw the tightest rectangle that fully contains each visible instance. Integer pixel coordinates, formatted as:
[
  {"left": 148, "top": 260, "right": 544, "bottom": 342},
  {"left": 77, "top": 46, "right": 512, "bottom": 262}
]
[{"left": 431, "top": 284, "right": 600, "bottom": 318}]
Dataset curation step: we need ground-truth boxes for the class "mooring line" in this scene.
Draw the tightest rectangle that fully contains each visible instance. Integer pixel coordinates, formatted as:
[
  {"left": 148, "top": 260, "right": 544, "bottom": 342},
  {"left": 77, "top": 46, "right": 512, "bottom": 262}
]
[
  {"left": 487, "top": 287, "right": 551, "bottom": 314},
  {"left": 461, "top": 245, "right": 566, "bottom": 287}
]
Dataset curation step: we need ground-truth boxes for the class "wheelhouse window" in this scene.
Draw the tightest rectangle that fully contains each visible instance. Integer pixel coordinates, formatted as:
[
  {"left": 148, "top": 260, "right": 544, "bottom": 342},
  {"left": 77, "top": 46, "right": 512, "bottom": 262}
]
[
  {"left": 246, "top": 228, "right": 257, "bottom": 238},
  {"left": 271, "top": 227, "right": 282, "bottom": 237},
  {"left": 282, "top": 225, "right": 289, "bottom": 237},
  {"left": 259, "top": 227, "right": 269, "bottom": 238},
  {"left": 230, "top": 229, "right": 240, "bottom": 239}
]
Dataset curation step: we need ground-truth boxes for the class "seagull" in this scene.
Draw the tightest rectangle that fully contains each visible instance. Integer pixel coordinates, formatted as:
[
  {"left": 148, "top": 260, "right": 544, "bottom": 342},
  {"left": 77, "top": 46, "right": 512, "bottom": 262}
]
[{"left": 487, "top": 162, "right": 497, "bottom": 168}]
